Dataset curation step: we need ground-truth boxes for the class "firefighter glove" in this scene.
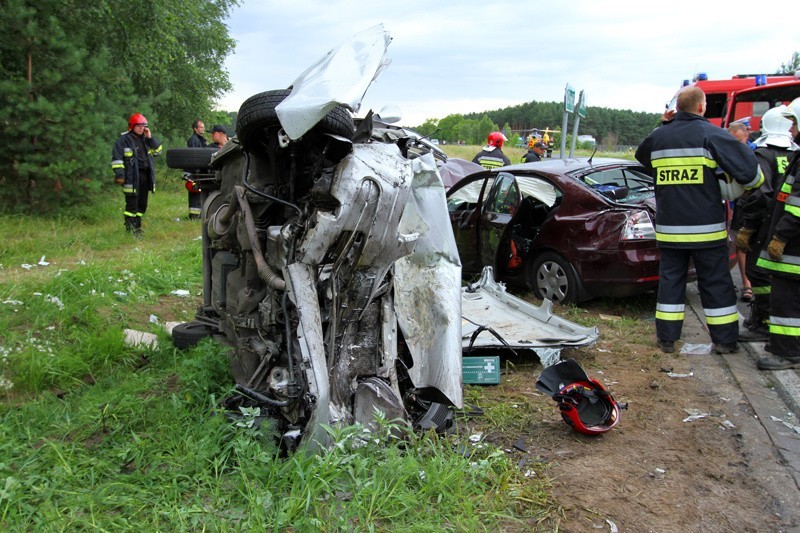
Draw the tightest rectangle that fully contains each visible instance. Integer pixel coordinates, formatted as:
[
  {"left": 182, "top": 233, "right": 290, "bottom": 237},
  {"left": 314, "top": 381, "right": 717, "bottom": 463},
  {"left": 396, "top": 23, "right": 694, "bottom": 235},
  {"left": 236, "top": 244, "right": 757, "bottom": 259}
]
[
  {"left": 767, "top": 236, "right": 786, "bottom": 261},
  {"left": 735, "top": 228, "right": 754, "bottom": 252},
  {"left": 114, "top": 176, "right": 125, "bottom": 186}
]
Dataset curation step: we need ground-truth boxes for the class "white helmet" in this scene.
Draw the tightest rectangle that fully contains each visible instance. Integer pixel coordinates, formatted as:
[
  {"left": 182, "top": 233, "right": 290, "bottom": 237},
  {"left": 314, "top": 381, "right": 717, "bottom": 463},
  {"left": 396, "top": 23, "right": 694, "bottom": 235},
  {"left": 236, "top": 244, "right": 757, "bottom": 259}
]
[
  {"left": 754, "top": 105, "right": 795, "bottom": 148},
  {"left": 782, "top": 97, "right": 800, "bottom": 125}
]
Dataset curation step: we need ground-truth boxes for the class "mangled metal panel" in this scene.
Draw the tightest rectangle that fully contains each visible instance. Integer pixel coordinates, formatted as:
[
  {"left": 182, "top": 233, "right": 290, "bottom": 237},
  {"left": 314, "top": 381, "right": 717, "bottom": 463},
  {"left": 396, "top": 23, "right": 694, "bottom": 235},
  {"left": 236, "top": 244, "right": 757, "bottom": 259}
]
[{"left": 461, "top": 267, "right": 599, "bottom": 350}]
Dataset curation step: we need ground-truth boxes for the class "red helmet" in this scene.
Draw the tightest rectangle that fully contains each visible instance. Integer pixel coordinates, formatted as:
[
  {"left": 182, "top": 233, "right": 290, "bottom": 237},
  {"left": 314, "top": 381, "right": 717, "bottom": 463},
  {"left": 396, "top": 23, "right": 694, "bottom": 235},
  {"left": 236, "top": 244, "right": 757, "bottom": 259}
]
[
  {"left": 536, "top": 358, "right": 623, "bottom": 435},
  {"left": 128, "top": 113, "right": 148, "bottom": 130},
  {"left": 487, "top": 131, "right": 507, "bottom": 148}
]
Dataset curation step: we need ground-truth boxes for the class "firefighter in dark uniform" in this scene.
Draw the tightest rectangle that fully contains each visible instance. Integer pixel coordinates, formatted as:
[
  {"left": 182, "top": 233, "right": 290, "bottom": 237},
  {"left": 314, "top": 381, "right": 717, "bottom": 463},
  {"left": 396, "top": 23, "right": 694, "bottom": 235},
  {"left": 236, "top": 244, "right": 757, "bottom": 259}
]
[
  {"left": 736, "top": 105, "right": 797, "bottom": 341},
  {"left": 755, "top": 98, "right": 800, "bottom": 370},
  {"left": 635, "top": 86, "right": 763, "bottom": 354},
  {"left": 111, "top": 113, "right": 163, "bottom": 236},
  {"left": 472, "top": 132, "right": 511, "bottom": 169}
]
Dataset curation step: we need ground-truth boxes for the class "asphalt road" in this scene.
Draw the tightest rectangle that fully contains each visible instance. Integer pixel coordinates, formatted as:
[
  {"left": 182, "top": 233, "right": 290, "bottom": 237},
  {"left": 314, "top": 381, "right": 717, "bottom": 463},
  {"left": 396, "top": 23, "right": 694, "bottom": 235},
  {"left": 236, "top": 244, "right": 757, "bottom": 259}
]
[{"left": 685, "top": 276, "right": 800, "bottom": 491}]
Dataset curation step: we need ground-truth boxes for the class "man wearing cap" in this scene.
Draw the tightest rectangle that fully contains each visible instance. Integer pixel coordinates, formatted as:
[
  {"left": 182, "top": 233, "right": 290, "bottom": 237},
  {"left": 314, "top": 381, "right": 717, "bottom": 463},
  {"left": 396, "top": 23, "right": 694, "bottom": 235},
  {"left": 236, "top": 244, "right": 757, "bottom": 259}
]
[
  {"left": 522, "top": 142, "right": 547, "bottom": 163},
  {"left": 210, "top": 125, "right": 229, "bottom": 149}
]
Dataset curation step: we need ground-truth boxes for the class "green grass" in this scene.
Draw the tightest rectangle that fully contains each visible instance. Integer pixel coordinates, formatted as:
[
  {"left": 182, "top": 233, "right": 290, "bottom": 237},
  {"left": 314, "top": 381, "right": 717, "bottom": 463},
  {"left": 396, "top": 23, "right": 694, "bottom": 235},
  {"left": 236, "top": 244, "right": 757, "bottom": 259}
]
[
  {"left": 441, "top": 143, "right": 637, "bottom": 163},
  {"left": 0, "top": 173, "right": 559, "bottom": 530}
]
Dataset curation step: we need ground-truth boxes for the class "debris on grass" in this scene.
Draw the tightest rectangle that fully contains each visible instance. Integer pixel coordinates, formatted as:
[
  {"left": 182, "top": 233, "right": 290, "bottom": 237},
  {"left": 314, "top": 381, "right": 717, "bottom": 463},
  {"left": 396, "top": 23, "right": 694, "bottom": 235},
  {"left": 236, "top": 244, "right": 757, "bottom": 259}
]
[
  {"left": 682, "top": 409, "right": 709, "bottom": 422},
  {"left": 680, "top": 343, "right": 712, "bottom": 355},
  {"left": 123, "top": 329, "right": 158, "bottom": 350}
]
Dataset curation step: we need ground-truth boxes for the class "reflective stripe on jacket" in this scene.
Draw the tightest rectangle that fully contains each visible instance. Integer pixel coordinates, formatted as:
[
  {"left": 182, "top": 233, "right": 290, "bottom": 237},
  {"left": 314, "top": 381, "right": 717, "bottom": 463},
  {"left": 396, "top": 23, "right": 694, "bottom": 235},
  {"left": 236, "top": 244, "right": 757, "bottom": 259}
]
[
  {"left": 111, "top": 131, "right": 162, "bottom": 193},
  {"left": 757, "top": 153, "right": 800, "bottom": 279},
  {"left": 635, "top": 112, "right": 762, "bottom": 248}
]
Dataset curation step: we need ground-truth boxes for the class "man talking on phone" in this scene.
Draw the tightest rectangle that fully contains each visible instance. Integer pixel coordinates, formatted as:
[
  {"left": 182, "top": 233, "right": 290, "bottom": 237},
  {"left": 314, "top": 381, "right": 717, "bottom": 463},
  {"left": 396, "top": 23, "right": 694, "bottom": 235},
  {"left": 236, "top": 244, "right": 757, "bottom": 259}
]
[{"left": 111, "top": 113, "right": 163, "bottom": 236}]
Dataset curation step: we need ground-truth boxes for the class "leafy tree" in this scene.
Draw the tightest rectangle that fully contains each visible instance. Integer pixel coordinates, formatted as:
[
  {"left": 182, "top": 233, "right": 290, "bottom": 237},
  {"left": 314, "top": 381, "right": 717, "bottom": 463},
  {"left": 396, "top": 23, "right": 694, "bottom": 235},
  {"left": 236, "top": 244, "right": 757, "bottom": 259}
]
[
  {"left": 0, "top": 0, "right": 133, "bottom": 212},
  {"left": 0, "top": 0, "right": 239, "bottom": 213},
  {"left": 779, "top": 52, "right": 800, "bottom": 74}
]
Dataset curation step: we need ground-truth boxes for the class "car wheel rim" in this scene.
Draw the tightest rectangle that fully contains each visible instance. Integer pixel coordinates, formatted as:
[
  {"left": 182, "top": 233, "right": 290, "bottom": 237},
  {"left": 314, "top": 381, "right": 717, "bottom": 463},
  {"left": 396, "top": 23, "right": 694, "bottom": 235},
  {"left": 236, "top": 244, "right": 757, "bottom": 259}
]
[{"left": 537, "top": 261, "right": 568, "bottom": 302}]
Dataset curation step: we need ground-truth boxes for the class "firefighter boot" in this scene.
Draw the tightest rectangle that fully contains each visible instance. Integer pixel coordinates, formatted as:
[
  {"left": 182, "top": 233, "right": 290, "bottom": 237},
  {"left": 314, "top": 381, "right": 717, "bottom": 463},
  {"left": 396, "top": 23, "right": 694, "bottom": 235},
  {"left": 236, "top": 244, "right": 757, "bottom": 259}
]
[
  {"left": 124, "top": 216, "right": 137, "bottom": 234},
  {"left": 740, "top": 295, "right": 769, "bottom": 342},
  {"left": 132, "top": 217, "right": 143, "bottom": 237}
]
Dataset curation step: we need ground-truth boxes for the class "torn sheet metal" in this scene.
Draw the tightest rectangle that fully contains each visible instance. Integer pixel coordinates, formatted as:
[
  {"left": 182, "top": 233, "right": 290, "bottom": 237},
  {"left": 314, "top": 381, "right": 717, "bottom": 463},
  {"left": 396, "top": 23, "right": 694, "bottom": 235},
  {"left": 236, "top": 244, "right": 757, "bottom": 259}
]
[
  {"left": 276, "top": 24, "right": 392, "bottom": 140},
  {"left": 461, "top": 267, "right": 599, "bottom": 351}
]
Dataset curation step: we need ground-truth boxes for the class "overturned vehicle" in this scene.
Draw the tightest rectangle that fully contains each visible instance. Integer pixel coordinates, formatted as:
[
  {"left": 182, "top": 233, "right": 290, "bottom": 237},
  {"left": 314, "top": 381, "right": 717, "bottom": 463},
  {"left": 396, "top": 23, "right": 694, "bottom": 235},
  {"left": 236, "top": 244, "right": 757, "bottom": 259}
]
[{"left": 170, "top": 27, "right": 463, "bottom": 451}]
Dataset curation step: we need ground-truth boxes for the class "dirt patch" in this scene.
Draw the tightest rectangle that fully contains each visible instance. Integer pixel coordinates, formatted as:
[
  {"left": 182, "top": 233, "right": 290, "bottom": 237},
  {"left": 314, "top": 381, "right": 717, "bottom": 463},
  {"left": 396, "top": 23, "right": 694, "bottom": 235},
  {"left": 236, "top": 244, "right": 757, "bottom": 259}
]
[{"left": 458, "top": 293, "right": 800, "bottom": 532}]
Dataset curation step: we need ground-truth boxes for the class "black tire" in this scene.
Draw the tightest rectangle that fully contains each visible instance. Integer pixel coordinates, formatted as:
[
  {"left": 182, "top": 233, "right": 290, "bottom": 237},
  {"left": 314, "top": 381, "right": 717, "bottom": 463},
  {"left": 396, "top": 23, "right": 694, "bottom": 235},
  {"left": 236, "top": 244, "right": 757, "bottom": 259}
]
[
  {"left": 527, "top": 251, "right": 578, "bottom": 304},
  {"left": 172, "top": 321, "right": 215, "bottom": 350},
  {"left": 235, "top": 89, "right": 355, "bottom": 152},
  {"left": 165, "top": 148, "right": 218, "bottom": 170}
]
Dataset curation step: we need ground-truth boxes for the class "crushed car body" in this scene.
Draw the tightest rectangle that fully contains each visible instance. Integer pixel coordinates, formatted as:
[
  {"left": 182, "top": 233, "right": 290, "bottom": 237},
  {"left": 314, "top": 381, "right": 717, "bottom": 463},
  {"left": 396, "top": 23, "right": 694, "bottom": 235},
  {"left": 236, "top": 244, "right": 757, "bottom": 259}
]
[{"left": 173, "top": 25, "right": 463, "bottom": 452}]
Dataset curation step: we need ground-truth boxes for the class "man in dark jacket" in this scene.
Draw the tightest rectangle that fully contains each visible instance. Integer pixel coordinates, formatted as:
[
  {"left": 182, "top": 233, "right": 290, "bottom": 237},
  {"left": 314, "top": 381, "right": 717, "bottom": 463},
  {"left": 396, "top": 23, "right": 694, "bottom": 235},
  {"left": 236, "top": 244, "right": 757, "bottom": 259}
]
[
  {"left": 187, "top": 120, "right": 207, "bottom": 147},
  {"left": 473, "top": 131, "right": 510, "bottom": 169},
  {"left": 111, "top": 113, "right": 163, "bottom": 236},
  {"left": 736, "top": 105, "right": 797, "bottom": 341},
  {"left": 635, "top": 86, "right": 763, "bottom": 355},
  {"left": 755, "top": 98, "right": 800, "bottom": 370},
  {"left": 522, "top": 141, "right": 547, "bottom": 163}
]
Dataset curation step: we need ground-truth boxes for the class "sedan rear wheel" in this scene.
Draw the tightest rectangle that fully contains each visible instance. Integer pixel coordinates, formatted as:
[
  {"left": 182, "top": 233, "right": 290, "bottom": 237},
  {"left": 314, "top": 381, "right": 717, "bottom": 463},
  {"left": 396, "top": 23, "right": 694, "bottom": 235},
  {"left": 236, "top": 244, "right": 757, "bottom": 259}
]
[{"left": 528, "top": 251, "right": 578, "bottom": 304}]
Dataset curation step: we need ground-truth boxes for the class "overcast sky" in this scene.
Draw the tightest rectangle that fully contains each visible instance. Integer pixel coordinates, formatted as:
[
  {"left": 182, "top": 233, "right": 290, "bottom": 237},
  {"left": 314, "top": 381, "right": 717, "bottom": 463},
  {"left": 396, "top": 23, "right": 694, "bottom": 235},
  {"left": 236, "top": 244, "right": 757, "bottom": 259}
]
[{"left": 218, "top": 0, "right": 798, "bottom": 126}]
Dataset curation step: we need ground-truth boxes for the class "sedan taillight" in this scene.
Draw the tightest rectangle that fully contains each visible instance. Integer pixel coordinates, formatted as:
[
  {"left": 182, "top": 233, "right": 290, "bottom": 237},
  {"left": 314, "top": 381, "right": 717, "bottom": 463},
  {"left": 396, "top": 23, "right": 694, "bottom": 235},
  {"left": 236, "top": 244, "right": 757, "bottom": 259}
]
[{"left": 621, "top": 210, "right": 655, "bottom": 241}]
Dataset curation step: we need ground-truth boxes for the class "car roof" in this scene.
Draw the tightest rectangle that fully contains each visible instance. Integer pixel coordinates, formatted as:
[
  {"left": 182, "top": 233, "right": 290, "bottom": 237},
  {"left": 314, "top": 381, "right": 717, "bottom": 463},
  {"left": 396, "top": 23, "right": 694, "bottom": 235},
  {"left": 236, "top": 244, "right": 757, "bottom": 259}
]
[{"left": 500, "top": 157, "right": 639, "bottom": 175}]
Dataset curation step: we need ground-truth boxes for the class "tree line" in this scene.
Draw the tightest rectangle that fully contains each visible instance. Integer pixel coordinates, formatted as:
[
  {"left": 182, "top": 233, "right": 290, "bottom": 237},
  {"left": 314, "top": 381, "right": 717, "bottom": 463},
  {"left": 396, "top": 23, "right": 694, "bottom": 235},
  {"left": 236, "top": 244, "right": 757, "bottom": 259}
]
[
  {"left": 0, "top": 0, "right": 238, "bottom": 212},
  {"left": 412, "top": 101, "right": 663, "bottom": 149}
]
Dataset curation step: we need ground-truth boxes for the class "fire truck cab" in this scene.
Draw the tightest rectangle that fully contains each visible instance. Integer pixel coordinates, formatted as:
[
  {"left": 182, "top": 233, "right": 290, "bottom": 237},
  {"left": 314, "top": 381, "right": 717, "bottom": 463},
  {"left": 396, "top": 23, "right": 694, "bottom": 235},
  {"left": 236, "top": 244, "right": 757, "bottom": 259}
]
[{"left": 670, "top": 72, "right": 798, "bottom": 130}]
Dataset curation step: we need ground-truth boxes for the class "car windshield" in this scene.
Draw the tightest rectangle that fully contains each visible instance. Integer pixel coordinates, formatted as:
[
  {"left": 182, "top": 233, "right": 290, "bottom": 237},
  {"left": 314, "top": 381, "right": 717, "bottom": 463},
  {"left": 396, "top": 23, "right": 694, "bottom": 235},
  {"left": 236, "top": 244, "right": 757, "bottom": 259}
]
[{"left": 577, "top": 166, "right": 654, "bottom": 203}]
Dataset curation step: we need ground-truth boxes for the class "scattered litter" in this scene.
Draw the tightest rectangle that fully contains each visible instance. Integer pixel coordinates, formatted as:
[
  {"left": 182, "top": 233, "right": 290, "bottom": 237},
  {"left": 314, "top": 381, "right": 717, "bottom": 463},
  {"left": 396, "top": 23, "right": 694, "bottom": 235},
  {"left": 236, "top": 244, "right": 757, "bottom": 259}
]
[
  {"left": 3, "top": 300, "right": 23, "bottom": 305},
  {"left": 667, "top": 371, "right": 694, "bottom": 379},
  {"left": 680, "top": 343, "right": 712, "bottom": 355},
  {"left": 650, "top": 380, "right": 661, "bottom": 390},
  {"left": 599, "top": 314, "right": 621, "bottom": 321},
  {"left": 38, "top": 256, "right": 49, "bottom": 266},
  {"left": 597, "top": 348, "right": 611, "bottom": 353},
  {"left": 721, "top": 420, "right": 736, "bottom": 430},
  {"left": 149, "top": 314, "right": 159, "bottom": 324},
  {"left": 513, "top": 437, "right": 528, "bottom": 453},
  {"left": 654, "top": 467, "right": 666, "bottom": 474},
  {"left": 44, "top": 295, "right": 65, "bottom": 310},
  {"left": 469, "top": 432, "right": 483, "bottom": 443},
  {"left": 123, "top": 329, "right": 158, "bottom": 349},
  {"left": 113, "top": 291, "right": 128, "bottom": 297},
  {"left": 683, "top": 409, "right": 709, "bottom": 422},
  {"left": 21, "top": 264, "right": 33, "bottom": 270},
  {"left": 537, "top": 347, "right": 562, "bottom": 368},
  {"left": 770, "top": 416, "right": 800, "bottom": 435},
  {"left": 523, "top": 469, "right": 536, "bottom": 478},
  {"left": 170, "top": 289, "right": 191, "bottom": 297},
  {"left": 606, "top": 519, "right": 619, "bottom": 533},
  {"left": 164, "top": 321, "right": 182, "bottom": 335}
]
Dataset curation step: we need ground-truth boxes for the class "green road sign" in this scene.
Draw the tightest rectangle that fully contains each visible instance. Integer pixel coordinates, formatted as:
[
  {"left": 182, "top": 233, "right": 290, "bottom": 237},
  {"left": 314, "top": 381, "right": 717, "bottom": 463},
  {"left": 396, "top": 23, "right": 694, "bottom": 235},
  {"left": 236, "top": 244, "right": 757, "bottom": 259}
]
[
  {"left": 463, "top": 356, "right": 500, "bottom": 385},
  {"left": 577, "top": 90, "right": 587, "bottom": 118},
  {"left": 564, "top": 84, "right": 576, "bottom": 113}
]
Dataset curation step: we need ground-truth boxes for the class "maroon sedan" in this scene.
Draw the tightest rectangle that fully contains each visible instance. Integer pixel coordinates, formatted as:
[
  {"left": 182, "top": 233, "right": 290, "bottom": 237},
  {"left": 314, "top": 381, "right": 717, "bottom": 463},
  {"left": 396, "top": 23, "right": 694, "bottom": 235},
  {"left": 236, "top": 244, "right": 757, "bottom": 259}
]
[{"left": 447, "top": 158, "right": 663, "bottom": 304}]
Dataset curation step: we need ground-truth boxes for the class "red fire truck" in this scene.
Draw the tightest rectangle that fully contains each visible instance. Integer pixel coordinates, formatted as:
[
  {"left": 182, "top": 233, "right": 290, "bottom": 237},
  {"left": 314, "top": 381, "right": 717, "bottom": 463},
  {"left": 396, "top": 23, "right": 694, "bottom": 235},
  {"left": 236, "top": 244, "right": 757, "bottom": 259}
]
[{"left": 670, "top": 72, "right": 798, "bottom": 129}]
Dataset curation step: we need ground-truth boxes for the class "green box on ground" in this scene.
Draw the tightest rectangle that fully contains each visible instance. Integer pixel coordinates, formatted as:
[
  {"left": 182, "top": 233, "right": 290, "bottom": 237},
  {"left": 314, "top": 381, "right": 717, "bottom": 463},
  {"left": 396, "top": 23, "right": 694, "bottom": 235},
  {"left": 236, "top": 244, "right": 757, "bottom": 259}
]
[{"left": 462, "top": 356, "right": 500, "bottom": 385}]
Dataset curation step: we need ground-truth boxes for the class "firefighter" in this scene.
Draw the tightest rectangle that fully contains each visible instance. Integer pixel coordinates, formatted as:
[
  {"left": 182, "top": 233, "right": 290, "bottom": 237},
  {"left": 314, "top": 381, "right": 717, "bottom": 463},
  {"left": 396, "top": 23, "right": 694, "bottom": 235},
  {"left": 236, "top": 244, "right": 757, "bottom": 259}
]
[
  {"left": 737, "top": 105, "right": 798, "bottom": 341},
  {"left": 111, "top": 113, "right": 163, "bottom": 236},
  {"left": 635, "top": 86, "right": 763, "bottom": 354},
  {"left": 755, "top": 98, "right": 800, "bottom": 370},
  {"left": 472, "top": 132, "right": 511, "bottom": 169}
]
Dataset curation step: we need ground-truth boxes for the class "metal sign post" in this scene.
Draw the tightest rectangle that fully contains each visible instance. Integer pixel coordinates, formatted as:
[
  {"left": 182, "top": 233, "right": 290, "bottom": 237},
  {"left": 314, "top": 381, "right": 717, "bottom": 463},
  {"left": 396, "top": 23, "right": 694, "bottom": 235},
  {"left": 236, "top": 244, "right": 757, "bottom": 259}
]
[
  {"left": 560, "top": 84, "right": 575, "bottom": 160},
  {"left": 569, "top": 90, "right": 586, "bottom": 157}
]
